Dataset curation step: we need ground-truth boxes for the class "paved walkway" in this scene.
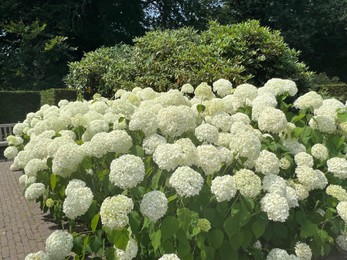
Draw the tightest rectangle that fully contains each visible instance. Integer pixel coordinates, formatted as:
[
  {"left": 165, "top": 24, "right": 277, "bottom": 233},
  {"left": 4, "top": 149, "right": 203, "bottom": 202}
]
[{"left": 0, "top": 161, "right": 58, "bottom": 259}]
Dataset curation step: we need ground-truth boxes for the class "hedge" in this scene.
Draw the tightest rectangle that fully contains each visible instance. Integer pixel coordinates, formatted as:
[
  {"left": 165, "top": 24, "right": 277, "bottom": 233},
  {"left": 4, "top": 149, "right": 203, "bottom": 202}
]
[
  {"left": 41, "top": 88, "right": 77, "bottom": 106},
  {"left": 0, "top": 91, "right": 41, "bottom": 123},
  {"left": 314, "top": 83, "right": 347, "bottom": 102}
]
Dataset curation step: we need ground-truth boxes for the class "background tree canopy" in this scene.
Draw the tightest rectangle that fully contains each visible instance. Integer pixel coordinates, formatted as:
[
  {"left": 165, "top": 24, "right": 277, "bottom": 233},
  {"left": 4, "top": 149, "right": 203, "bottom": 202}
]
[{"left": 1, "top": 0, "right": 347, "bottom": 90}]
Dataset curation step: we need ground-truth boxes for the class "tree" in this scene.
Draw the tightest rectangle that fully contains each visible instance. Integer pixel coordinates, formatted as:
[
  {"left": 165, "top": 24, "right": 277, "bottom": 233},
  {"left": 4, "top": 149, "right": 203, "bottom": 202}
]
[
  {"left": 0, "top": 0, "right": 146, "bottom": 89},
  {"left": 219, "top": 0, "right": 347, "bottom": 82}
]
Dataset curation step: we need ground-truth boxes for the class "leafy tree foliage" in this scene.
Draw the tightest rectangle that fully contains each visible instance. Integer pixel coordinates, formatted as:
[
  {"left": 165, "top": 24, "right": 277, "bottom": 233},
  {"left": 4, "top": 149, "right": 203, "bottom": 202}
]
[{"left": 219, "top": 0, "right": 347, "bottom": 82}]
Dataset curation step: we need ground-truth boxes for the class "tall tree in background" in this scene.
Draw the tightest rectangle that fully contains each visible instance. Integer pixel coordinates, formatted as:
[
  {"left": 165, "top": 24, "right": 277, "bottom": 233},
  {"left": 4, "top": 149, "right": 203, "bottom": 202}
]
[
  {"left": 219, "top": 0, "right": 347, "bottom": 82},
  {"left": 0, "top": 0, "right": 145, "bottom": 89}
]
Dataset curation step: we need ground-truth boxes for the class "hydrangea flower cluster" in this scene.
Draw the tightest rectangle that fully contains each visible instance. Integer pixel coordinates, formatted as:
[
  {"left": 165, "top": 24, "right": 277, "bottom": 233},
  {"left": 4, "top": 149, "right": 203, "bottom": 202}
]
[{"left": 10, "top": 77, "right": 347, "bottom": 259}]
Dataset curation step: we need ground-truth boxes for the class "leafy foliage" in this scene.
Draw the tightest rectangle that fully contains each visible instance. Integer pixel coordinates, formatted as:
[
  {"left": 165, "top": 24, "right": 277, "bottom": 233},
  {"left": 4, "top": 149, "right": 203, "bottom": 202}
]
[{"left": 66, "top": 20, "right": 313, "bottom": 96}]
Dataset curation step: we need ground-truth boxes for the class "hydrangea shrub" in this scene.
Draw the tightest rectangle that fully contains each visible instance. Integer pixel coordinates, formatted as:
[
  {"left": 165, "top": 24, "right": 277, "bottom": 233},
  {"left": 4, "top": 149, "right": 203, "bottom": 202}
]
[{"left": 7, "top": 78, "right": 347, "bottom": 259}]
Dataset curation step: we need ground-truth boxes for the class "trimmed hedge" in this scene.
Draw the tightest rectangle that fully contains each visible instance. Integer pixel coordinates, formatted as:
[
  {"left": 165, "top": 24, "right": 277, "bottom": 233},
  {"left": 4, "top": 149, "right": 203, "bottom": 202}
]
[
  {"left": 41, "top": 88, "right": 77, "bottom": 106},
  {"left": 0, "top": 91, "right": 41, "bottom": 123},
  {"left": 314, "top": 83, "right": 347, "bottom": 102}
]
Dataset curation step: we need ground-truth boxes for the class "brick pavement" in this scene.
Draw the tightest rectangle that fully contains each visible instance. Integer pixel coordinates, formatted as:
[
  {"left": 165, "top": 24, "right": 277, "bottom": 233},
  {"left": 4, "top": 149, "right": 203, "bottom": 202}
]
[{"left": 0, "top": 161, "right": 58, "bottom": 259}]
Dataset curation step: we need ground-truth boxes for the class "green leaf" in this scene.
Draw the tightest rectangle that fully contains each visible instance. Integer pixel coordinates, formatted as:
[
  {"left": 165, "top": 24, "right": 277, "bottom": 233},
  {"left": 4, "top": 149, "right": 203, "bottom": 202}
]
[
  {"left": 177, "top": 229, "right": 190, "bottom": 257},
  {"left": 224, "top": 216, "right": 239, "bottom": 239},
  {"left": 207, "top": 229, "right": 224, "bottom": 249},
  {"left": 50, "top": 174, "right": 57, "bottom": 192},
  {"left": 230, "top": 233, "right": 243, "bottom": 250},
  {"left": 273, "top": 223, "right": 288, "bottom": 239},
  {"left": 150, "top": 229, "right": 161, "bottom": 252},
  {"left": 91, "top": 213, "right": 100, "bottom": 233},
  {"left": 161, "top": 216, "right": 179, "bottom": 242},
  {"left": 197, "top": 104, "right": 206, "bottom": 113},
  {"left": 129, "top": 211, "right": 142, "bottom": 234},
  {"left": 300, "top": 221, "right": 317, "bottom": 238},
  {"left": 252, "top": 220, "right": 265, "bottom": 238},
  {"left": 151, "top": 170, "right": 162, "bottom": 190},
  {"left": 239, "top": 202, "right": 251, "bottom": 227},
  {"left": 178, "top": 208, "right": 198, "bottom": 233},
  {"left": 295, "top": 210, "right": 307, "bottom": 225},
  {"left": 240, "top": 230, "right": 252, "bottom": 249},
  {"left": 113, "top": 229, "right": 129, "bottom": 251},
  {"left": 105, "top": 247, "right": 116, "bottom": 260}
]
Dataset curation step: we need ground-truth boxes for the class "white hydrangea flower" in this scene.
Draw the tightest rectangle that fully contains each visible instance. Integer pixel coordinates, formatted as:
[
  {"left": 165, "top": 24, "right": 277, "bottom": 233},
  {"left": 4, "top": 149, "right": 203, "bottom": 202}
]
[
  {"left": 218, "top": 132, "right": 233, "bottom": 147},
  {"left": 136, "top": 88, "right": 159, "bottom": 101},
  {"left": 25, "top": 251, "right": 48, "bottom": 260},
  {"left": 279, "top": 157, "right": 291, "bottom": 170},
  {"left": 294, "top": 91, "right": 323, "bottom": 110},
  {"left": 336, "top": 234, "right": 347, "bottom": 251},
  {"left": 262, "top": 174, "right": 287, "bottom": 195},
  {"left": 115, "top": 89, "right": 127, "bottom": 98},
  {"left": 115, "top": 237, "right": 138, "bottom": 260},
  {"left": 175, "top": 138, "right": 198, "bottom": 167},
  {"left": 263, "top": 78, "right": 298, "bottom": 97},
  {"left": 211, "top": 112, "right": 232, "bottom": 132},
  {"left": 24, "top": 183, "right": 45, "bottom": 201},
  {"left": 258, "top": 107, "right": 287, "bottom": 134},
  {"left": 109, "top": 99, "right": 135, "bottom": 119},
  {"left": 326, "top": 185, "right": 347, "bottom": 202},
  {"left": 63, "top": 186, "right": 94, "bottom": 220},
  {"left": 181, "top": 83, "right": 194, "bottom": 94},
  {"left": 153, "top": 143, "right": 181, "bottom": 171},
  {"left": 327, "top": 157, "right": 347, "bottom": 179},
  {"left": 266, "top": 248, "right": 298, "bottom": 260},
  {"left": 52, "top": 143, "right": 85, "bottom": 178},
  {"left": 196, "top": 144, "right": 222, "bottom": 175},
  {"left": 283, "top": 139, "right": 306, "bottom": 155},
  {"left": 229, "top": 130, "right": 261, "bottom": 162},
  {"left": 294, "top": 152, "right": 314, "bottom": 167},
  {"left": 154, "top": 89, "right": 190, "bottom": 107},
  {"left": 110, "top": 155, "right": 145, "bottom": 189},
  {"left": 309, "top": 115, "right": 336, "bottom": 134},
  {"left": 65, "top": 179, "right": 86, "bottom": 196},
  {"left": 140, "top": 191, "right": 168, "bottom": 222},
  {"left": 222, "top": 94, "right": 240, "bottom": 114},
  {"left": 213, "top": 78, "right": 233, "bottom": 97},
  {"left": 195, "top": 123, "right": 219, "bottom": 144},
  {"left": 100, "top": 195, "right": 134, "bottom": 230},
  {"left": 230, "top": 112, "right": 251, "bottom": 126},
  {"left": 285, "top": 186, "right": 299, "bottom": 208},
  {"left": 143, "top": 134, "right": 167, "bottom": 155},
  {"left": 291, "top": 183, "right": 310, "bottom": 201},
  {"left": 217, "top": 146, "right": 233, "bottom": 165},
  {"left": 294, "top": 242, "right": 312, "bottom": 260},
  {"left": 261, "top": 193, "right": 289, "bottom": 222},
  {"left": 24, "top": 159, "right": 48, "bottom": 177},
  {"left": 204, "top": 98, "right": 226, "bottom": 116},
  {"left": 159, "top": 254, "right": 181, "bottom": 260},
  {"left": 252, "top": 93, "right": 277, "bottom": 108},
  {"left": 311, "top": 143, "right": 328, "bottom": 161},
  {"left": 4, "top": 146, "right": 18, "bottom": 159},
  {"left": 45, "top": 230, "right": 73, "bottom": 260},
  {"left": 211, "top": 175, "right": 237, "bottom": 202},
  {"left": 129, "top": 109, "right": 158, "bottom": 136},
  {"left": 314, "top": 98, "right": 344, "bottom": 119},
  {"left": 121, "top": 92, "right": 141, "bottom": 106},
  {"left": 338, "top": 201, "right": 347, "bottom": 223},
  {"left": 295, "top": 166, "right": 328, "bottom": 190},
  {"left": 194, "top": 82, "right": 214, "bottom": 100},
  {"left": 233, "top": 83, "right": 258, "bottom": 105},
  {"left": 169, "top": 166, "right": 204, "bottom": 197},
  {"left": 234, "top": 169, "right": 261, "bottom": 198},
  {"left": 255, "top": 150, "right": 280, "bottom": 175},
  {"left": 6, "top": 135, "right": 24, "bottom": 146},
  {"left": 157, "top": 105, "right": 196, "bottom": 138},
  {"left": 13, "top": 122, "right": 29, "bottom": 136}
]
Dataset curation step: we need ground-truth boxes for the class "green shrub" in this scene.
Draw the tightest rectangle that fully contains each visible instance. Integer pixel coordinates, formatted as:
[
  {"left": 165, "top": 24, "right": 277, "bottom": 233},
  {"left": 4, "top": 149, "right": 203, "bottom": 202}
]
[
  {"left": 65, "top": 20, "right": 313, "bottom": 97},
  {"left": 313, "top": 83, "right": 347, "bottom": 102},
  {"left": 65, "top": 45, "right": 134, "bottom": 97},
  {"left": 40, "top": 88, "right": 78, "bottom": 106},
  {"left": 0, "top": 91, "right": 40, "bottom": 123}
]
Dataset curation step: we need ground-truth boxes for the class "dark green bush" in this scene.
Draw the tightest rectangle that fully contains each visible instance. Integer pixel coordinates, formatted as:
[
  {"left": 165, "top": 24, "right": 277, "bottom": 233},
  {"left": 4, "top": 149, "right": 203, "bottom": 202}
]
[
  {"left": 65, "top": 20, "right": 313, "bottom": 97},
  {"left": 65, "top": 45, "right": 134, "bottom": 97},
  {"left": 40, "top": 88, "right": 77, "bottom": 106},
  {"left": 313, "top": 83, "right": 347, "bottom": 102},
  {"left": 0, "top": 91, "right": 40, "bottom": 123}
]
